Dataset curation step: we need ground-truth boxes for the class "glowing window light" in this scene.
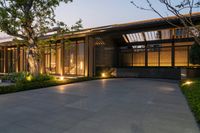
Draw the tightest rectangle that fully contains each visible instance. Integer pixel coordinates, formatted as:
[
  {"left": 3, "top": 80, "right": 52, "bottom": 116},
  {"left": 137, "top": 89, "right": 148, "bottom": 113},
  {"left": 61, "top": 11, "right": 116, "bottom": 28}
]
[{"left": 80, "top": 61, "right": 83, "bottom": 70}]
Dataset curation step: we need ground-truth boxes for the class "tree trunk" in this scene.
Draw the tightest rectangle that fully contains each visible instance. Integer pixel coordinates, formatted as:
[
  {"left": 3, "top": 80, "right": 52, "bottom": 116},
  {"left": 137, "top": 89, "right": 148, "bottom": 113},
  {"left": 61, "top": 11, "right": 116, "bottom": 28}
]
[{"left": 26, "top": 39, "right": 40, "bottom": 76}]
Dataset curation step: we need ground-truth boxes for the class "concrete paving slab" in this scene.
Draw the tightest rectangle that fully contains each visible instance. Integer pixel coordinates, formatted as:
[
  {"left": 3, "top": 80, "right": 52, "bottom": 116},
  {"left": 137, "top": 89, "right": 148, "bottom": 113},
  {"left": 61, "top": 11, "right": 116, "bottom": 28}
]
[{"left": 0, "top": 78, "right": 199, "bottom": 133}]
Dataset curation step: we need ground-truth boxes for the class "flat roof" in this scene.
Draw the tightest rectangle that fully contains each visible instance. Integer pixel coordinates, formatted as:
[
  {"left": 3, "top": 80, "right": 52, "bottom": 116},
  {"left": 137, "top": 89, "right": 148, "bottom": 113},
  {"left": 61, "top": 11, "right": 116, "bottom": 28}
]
[{"left": 1, "top": 12, "right": 200, "bottom": 45}]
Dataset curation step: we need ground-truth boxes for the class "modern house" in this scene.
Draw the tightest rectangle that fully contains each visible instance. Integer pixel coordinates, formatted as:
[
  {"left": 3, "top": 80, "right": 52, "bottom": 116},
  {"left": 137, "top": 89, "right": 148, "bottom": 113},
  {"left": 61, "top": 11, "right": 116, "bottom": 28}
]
[{"left": 0, "top": 13, "right": 200, "bottom": 79}]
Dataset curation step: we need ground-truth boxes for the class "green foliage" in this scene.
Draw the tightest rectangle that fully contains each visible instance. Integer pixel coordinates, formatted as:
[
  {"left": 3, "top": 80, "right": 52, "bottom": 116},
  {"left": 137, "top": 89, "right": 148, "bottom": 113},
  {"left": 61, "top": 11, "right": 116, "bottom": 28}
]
[
  {"left": 2, "top": 72, "right": 54, "bottom": 84},
  {"left": 0, "top": 77, "right": 95, "bottom": 95},
  {"left": 181, "top": 79, "right": 200, "bottom": 123},
  {"left": 31, "top": 74, "right": 55, "bottom": 82},
  {"left": 0, "top": 0, "right": 82, "bottom": 75},
  {"left": 0, "top": 0, "right": 73, "bottom": 38},
  {"left": 2, "top": 72, "right": 28, "bottom": 83},
  {"left": 190, "top": 42, "right": 200, "bottom": 65}
]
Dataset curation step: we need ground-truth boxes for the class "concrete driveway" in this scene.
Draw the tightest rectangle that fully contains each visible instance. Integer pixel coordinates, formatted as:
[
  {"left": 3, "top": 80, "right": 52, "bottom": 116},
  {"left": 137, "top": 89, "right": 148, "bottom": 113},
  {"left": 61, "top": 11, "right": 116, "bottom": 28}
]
[{"left": 0, "top": 78, "right": 199, "bottom": 133}]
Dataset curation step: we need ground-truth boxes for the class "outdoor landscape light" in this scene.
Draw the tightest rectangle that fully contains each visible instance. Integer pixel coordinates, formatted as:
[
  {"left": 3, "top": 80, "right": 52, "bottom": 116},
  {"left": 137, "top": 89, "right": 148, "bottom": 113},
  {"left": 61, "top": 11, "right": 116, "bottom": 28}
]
[
  {"left": 60, "top": 76, "right": 64, "bottom": 81},
  {"left": 101, "top": 73, "right": 106, "bottom": 78},
  {"left": 26, "top": 75, "right": 32, "bottom": 81},
  {"left": 185, "top": 81, "right": 193, "bottom": 85}
]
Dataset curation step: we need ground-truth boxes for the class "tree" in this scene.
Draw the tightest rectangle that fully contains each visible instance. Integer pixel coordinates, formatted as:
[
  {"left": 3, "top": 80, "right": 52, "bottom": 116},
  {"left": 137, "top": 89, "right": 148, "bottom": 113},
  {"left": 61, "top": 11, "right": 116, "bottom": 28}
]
[
  {"left": 190, "top": 42, "right": 200, "bottom": 64},
  {"left": 0, "top": 0, "right": 82, "bottom": 76},
  {"left": 131, "top": 0, "right": 200, "bottom": 64}
]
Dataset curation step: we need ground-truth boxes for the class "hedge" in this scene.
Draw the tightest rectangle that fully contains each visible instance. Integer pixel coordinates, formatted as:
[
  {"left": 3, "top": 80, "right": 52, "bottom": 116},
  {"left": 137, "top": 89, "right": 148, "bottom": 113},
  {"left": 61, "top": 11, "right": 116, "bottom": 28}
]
[{"left": 0, "top": 77, "right": 97, "bottom": 95}]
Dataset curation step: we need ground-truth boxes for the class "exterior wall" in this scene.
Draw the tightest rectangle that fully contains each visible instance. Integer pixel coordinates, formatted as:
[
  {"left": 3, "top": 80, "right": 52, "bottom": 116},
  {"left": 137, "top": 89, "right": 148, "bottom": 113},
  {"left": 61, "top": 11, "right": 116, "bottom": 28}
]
[
  {"left": 113, "top": 67, "right": 181, "bottom": 80},
  {"left": 0, "top": 23, "right": 200, "bottom": 79},
  {"left": 95, "top": 36, "right": 118, "bottom": 77},
  {"left": 119, "top": 42, "right": 196, "bottom": 68}
]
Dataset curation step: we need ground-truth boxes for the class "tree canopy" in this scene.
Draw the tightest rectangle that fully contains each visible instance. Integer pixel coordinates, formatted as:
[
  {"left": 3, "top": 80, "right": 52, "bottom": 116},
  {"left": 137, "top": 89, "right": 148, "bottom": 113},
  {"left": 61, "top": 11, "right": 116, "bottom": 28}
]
[
  {"left": 0, "top": 0, "right": 82, "bottom": 75},
  {"left": 131, "top": 0, "right": 200, "bottom": 65},
  {"left": 0, "top": 0, "right": 75, "bottom": 40}
]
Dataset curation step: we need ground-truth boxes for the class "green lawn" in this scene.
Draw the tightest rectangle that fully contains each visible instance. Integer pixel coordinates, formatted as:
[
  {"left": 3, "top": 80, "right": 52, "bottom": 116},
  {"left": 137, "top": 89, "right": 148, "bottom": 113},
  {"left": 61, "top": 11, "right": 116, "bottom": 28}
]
[{"left": 181, "top": 78, "right": 200, "bottom": 123}]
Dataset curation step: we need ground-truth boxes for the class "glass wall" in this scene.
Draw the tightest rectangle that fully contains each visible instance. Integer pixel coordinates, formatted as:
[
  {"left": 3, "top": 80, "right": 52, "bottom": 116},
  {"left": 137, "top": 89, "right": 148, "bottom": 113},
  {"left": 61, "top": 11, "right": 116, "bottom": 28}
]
[
  {"left": 69, "top": 42, "right": 77, "bottom": 75},
  {"left": 119, "top": 43, "right": 195, "bottom": 67},
  {"left": 133, "top": 51, "right": 145, "bottom": 66},
  {"left": 160, "top": 47, "right": 172, "bottom": 66},
  {"left": 77, "top": 42, "right": 85, "bottom": 75},
  {"left": 175, "top": 46, "right": 188, "bottom": 66},
  {"left": 64, "top": 41, "right": 85, "bottom": 76},
  {"left": 21, "top": 47, "right": 26, "bottom": 72},
  {"left": 148, "top": 48, "right": 159, "bottom": 66},
  {"left": 7, "top": 48, "right": 17, "bottom": 73},
  {"left": 44, "top": 46, "right": 51, "bottom": 73},
  {"left": 121, "top": 52, "right": 132, "bottom": 67},
  {"left": 44, "top": 44, "right": 62, "bottom": 74},
  {"left": 64, "top": 42, "right": 76, "bottom": 75}
]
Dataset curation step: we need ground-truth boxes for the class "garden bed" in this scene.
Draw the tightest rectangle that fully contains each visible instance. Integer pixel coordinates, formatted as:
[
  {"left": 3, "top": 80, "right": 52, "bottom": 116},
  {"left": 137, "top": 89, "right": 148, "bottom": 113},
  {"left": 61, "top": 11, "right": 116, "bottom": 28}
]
[
  {"left": 181, "top": 78, "right": 200, "bottom": 125},
  {"left": 0, "top": 77, "right": 99, "bottom": 95}
]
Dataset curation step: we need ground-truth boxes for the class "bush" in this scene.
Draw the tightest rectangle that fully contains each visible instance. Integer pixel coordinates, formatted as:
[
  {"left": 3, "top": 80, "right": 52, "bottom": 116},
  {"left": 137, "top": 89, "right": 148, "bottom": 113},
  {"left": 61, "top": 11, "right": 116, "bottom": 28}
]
[
  {"left": 31, "top": 74, "right": 54, "bottom": 82},
  {"left": 2, "top": 72, "right": 28, "bottom": 83},
  {"left": 2, "top": 72, "right": 54, "bottom": 84},
  {"left": 0, "top": 77, "right": 97, "bottom": 95},
  {"left": 190, "top": 42, "right": 200, "bottom": 65},
  {"left": 181, "top": 79, "right": 200, "bottom": 123}
]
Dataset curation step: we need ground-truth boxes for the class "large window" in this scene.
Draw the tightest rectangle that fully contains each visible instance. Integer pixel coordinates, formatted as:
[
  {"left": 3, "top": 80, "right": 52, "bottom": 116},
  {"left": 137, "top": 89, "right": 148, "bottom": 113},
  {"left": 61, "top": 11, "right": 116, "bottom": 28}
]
[
  {"left": 121, "top": 52, "right": 132, "bottom": 67},
  {"left": 20, "top": 47, "right": 27, "bottom": 72},
  {"left": 64, "top": 42, "right": 77, "bottom": 75},
  {"left": 148, "top": 49, "right": 159, "bottom": 66},
  {"left": 44, "top": 44, "right": 58, "bottom": 74},
  {"left": 64, "top": 40, "right": 85, "bottom": 76},
  {"left": 8, "top": 48, "right": 17, "bottom": 73},
  {"left": 175, "top": 46, "right": 188, "bottom": 66},
  {"left": 77, "top": 42, "right": 85, "bottom": 75},
  {"left": 160, "top": 47, "right": 172, "bottom": 66},
  {"left": 69, "top": 43, "right": 76, "bottom": 75},
  {"left": 133, "top": 51, "right": 145, "bottom": 66}
]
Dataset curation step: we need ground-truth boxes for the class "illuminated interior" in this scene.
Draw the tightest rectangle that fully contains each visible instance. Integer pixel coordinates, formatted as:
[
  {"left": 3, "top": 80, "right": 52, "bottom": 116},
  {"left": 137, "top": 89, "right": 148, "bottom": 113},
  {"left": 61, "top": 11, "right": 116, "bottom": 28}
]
[{"left": 0, "top": 15, "right": 199, "bottom": 77}]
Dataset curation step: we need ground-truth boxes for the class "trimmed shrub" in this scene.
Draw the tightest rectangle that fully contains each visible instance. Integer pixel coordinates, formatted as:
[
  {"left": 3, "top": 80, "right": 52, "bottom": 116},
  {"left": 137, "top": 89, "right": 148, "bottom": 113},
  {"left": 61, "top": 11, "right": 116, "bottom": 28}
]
[
  {"left": 0, "top": 77, "right": 97, "bottom": 95},
  {"left": 190, "top": 42, "right": 200, "bottom": 65}
]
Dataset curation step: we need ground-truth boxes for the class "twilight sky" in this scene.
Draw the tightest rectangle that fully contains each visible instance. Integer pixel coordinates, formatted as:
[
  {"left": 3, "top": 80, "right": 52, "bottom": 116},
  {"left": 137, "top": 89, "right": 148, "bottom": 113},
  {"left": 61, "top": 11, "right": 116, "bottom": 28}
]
[
  {"left": 55, "top": 0, "right": 164, "bottom": 28},
  {"left": 55, "top": 0, "right": 200, "bottom": 29}
]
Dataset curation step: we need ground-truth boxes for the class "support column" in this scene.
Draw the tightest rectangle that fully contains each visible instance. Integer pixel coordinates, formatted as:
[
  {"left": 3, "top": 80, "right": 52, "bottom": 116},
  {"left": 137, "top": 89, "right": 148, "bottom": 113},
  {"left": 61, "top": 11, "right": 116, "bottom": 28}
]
[
  {"left": 85, "top": 36, "right": 95, "bottom": 77},
  {"left": 171, "top": 36, "right": 175, "bottom": 67},
  {"left": 88, "top": 37, "right": 95, "bottom": 77},
  {"left": 3, "top": 47, "right": 8, "bottom": 73},
  {"left": 145, "top": 43, "right": 148, "bottom": 67},
  {"left": 61, "top": 41, "right": 65, "bottom": 76},
  {"left": 16, "top": 46, "right": 20, "bottom": 72},
  {"left": 158, "top": 47, "right": 161, "bottom": 67},
  {"left": 76, "top": 40, "right": 78, "bottom": 75},
  {"left": 40, "top": 48, "right": 45, "bottom": 74},
  {"left": 187, "top": 45, "right": 190, "bottom": 67},
  {"left": 84, "top": 37, "right": 89, "bottom": 77},
  {"left": 132, "top": 49, "right": 134, "bottom": 67},
  {"left": 142, "top": 32, "right": 148, "bottom": 67}
]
